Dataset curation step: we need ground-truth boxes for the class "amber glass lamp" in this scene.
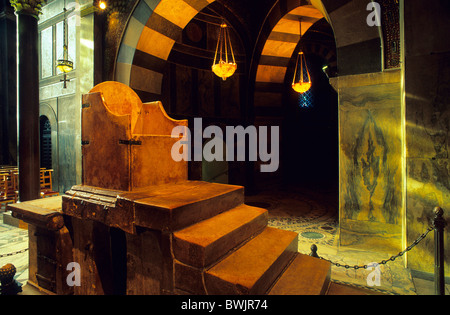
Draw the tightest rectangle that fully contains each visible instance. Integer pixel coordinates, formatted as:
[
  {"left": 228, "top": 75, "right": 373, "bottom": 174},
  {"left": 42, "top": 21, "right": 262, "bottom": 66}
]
[
  {"left": 56, "top": 3, "right": 73, "bottom": 74},
  {"left": 56, "top": 1, "right": 73, "bottom": 88},
  {"left": 292, "top": 51, "right": 311, "bottom": 93},
  {"left": 292, "top": 18, "right": 311, "bottom": 94},
  {"left": 56, "top": 45, "right": 73, "bottom": 73},
  {"left": 212, "top": 22, "right": 237, "bottom": 81}
]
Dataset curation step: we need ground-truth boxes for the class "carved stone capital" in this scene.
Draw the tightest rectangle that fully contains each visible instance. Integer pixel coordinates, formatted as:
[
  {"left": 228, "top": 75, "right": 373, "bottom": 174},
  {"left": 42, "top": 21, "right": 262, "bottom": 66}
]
[{"left": 10, "top": 0, "right": 46, "bottom": 18}]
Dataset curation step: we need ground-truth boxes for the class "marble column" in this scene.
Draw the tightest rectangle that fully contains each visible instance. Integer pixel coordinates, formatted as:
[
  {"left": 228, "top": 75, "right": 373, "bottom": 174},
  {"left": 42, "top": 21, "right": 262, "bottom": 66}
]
[{"left": 11, "top": 0, "right": 46, "bottom": 201}]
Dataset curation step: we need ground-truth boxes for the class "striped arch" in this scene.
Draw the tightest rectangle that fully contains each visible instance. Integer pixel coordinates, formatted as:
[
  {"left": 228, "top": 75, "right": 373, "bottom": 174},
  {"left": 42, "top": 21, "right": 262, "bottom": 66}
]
[
  {"left": 256, "top": 6, "right": 323, "bottom": 86},
  {"left": 301, "top": 42, "right": 337, "bottom": 75},
  {"left": 253, "top": 5, "right": 323, "bottom": 109},
  {"left": 114, "top": 0, "right": 383, "bottom": 102},
  {"left": 114, "top": 0, "right": 215, "bottom": 99}
]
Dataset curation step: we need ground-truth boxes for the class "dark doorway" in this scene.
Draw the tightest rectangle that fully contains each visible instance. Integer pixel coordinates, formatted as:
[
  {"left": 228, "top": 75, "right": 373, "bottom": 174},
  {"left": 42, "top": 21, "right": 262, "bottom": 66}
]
[
  {"left": 39, "top": 115, "right": 52, "bottom": 169},
  {"left": 281, "top": 18, "right": 338, "bottom": 195},
  {"left": 283, "top": 53, "right": 338, "bottom": 191}
]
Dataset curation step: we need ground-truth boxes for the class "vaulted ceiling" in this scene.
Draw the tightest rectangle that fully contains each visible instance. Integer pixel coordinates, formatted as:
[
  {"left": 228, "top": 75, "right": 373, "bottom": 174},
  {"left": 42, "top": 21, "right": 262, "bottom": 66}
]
[{"left": 113, "top": 0, "right": 336, "bottom": 105}]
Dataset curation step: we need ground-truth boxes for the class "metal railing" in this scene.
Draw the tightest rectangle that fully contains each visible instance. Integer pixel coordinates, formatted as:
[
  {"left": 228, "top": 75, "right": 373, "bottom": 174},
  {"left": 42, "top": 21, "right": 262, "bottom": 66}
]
[{"left": 310, "top": 207, "right": 447, "bottom": 295}]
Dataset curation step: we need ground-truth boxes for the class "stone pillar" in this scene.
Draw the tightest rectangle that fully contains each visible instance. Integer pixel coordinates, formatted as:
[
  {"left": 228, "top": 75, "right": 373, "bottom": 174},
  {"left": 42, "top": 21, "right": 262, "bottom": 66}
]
[
  {"left": 0, "top": 0, "right": 17, "bottom": 166},
  {"left": 10, "top": 0, "right": 45, "bottom": 201}
]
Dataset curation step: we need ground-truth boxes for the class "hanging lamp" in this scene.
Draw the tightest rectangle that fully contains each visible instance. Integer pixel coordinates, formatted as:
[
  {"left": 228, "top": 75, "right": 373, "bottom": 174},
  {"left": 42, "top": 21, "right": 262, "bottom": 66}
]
[
  {"left": 56, "top": 0, "right": 73, "bottom": 88},
  {"left": 292, "top": 18, "right": 311, "bottom": 94},
  {"left": 212, "top": 22, "right": 237, "bottom": 81}
]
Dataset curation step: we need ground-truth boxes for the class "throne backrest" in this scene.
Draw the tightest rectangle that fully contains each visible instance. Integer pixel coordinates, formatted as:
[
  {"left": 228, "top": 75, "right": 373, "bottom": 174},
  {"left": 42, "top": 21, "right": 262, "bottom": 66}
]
[{"left": 81, "top": 81, "right": 188, "bottom": 191}]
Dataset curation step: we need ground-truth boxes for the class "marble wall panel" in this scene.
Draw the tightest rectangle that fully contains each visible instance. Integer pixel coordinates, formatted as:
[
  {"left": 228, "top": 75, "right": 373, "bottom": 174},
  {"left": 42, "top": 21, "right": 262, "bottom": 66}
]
[
  {"left": 406, "top": 158, "right": 450, "bottom": 274},
  {"left": 339, "top": 76, "right": 402, "bottom": 250},
  {"left": 340, "top": 107, "right": 402, "bottom": 224},
  {"left": 405, "top": 51, "right": 450, "bottom": 276},
  {"left": 405, "top": 53, "right": 450, "bottom": 159},
  {"left": 404, "top": 0, "right": 450, "bottom": 57},
  {"left": 57, "top": 95, "right": 81, "bottom": 194}
]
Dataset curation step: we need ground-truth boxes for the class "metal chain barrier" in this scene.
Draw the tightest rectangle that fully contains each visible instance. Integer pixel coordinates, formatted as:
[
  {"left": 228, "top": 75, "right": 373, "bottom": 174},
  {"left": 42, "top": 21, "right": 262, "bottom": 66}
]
[
  {"left": 310, "top": 207, "right": 446, "bottom": 295},
  {"left": 310, "top": 226, "right": 434, "bottom": 270},
  {"left": 0, "top": 248, "right": 29, "bottom": 258}
]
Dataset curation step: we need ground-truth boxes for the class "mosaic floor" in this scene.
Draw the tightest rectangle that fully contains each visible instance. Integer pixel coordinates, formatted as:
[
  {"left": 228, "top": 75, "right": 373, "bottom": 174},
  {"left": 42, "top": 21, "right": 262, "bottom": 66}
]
[
  {"left": 0, "top": 213, "right": 29, "bottom": 286},
  {"left": 245, "top": 183, "right": 448, "bottom": 295}
]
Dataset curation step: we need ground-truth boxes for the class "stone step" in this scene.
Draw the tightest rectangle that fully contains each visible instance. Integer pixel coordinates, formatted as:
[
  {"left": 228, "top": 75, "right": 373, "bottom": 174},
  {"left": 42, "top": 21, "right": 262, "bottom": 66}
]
[
  {"left": 204, "top": 227, "right": 298, "bottom": 295},
  {"left": 173, "top": 204, "right": 268, "bottom": 268},
  {"left": 268, "top": 253, "right": 331, "bottom": 295},
  {"left": 118, "top": 180, "right": 245, "bottom": 231}
]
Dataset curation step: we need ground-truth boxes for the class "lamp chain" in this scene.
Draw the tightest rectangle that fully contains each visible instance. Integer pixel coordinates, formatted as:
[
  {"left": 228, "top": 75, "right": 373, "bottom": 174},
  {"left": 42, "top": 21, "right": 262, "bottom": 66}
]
[{"left": 63, "top": 0, "right": 68, "bottom": 58}]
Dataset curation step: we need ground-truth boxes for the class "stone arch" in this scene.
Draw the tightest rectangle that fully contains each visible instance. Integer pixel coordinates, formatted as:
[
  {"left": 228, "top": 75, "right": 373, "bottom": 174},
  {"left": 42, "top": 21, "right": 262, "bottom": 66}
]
[
  {"left": 301, "top": 42, "right": 337, "bottom": 72},
  {"left": 322, "top": 0, "right": 384, "bottom": 75},
  {"left": 114, "top": 0, "right": 218, "bottom": 99},
  {"left": 114, "top": 0, "right": 383, "bottom": 102},
  {"left": 251, "top": 3, "right": 324, "bottom": 110}
]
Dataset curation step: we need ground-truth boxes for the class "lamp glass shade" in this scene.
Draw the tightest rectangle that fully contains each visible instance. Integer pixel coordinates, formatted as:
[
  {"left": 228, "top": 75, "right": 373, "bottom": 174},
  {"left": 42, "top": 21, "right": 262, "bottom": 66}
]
[
  {"left": 292, "top": 52, "right": 311, "bottom": 94},
  {"left": 292, "top": 81, "right": 312, "bottom": 94},
  {"left": 212, "top": 60, "right": 237, "bottom": 81},
  {"left": 56, "top": 59, "right": 74, "bottom": 73},
  {"left": 212, "top": 23, "right": 237, "bottom": 81}
]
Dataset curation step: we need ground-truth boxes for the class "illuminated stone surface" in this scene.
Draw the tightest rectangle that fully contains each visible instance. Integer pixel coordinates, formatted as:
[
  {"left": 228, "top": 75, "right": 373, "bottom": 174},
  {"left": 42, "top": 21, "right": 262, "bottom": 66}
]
[{"left": 338, "top": 71, "right": 403, "bottom": 252}]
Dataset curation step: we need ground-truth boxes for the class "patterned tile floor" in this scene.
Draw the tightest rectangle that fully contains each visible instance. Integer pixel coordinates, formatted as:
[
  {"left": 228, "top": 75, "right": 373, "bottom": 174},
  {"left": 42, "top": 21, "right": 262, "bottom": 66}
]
[
  {"left": 0, "top": 212, "right": 29, "bottom": 286},
  {"left": 245, "top": 183, "right": 448, "bottom": 295},
  {"left": 1, "top": 186, "right": 447, "bottom": 295}
]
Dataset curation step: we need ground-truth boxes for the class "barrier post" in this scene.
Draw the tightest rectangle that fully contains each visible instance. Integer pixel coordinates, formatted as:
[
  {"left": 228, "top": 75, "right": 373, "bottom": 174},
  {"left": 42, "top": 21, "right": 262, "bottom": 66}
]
[{"left": 433, "top": 207, "right": 446, "bottom": 295}]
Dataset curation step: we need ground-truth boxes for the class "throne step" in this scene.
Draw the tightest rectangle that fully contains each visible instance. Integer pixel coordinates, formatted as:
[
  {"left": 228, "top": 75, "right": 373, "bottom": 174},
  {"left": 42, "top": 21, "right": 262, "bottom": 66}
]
[
  {"left": 204, "top": 227, "right": 298, "bottom": 295},
  {"left": 173, "top": 204, "right": 268, "bottom": 268}
]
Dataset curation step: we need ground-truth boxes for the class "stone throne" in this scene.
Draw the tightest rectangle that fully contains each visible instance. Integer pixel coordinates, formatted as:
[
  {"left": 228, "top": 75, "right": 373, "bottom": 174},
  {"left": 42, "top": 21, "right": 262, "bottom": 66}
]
[
  {"left": 80, "top": 81, "right": 188, "bottom": 191},
  {"left": 10, "top": 81, "right": 331, "bottom": 295}
]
